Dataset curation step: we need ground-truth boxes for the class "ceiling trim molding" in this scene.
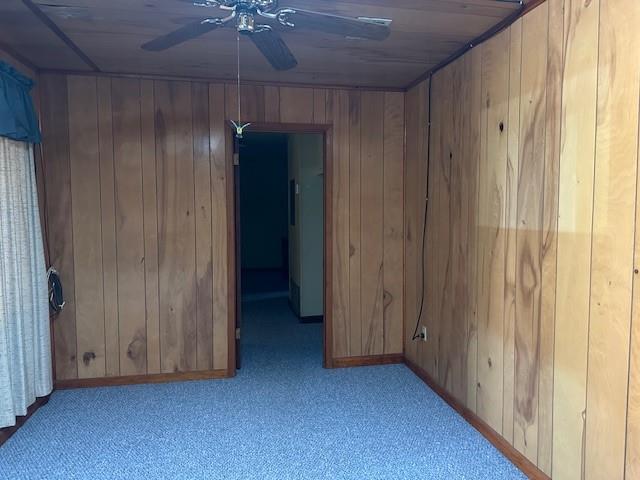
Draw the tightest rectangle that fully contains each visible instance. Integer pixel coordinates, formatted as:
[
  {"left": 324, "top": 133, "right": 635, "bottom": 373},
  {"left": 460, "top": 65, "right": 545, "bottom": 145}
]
[
  {"left": 404, "top": 0, "right": 548, "bottom": 91},
  {"left": 0, "top": 40, "right": 38, "bottom": 73},
  {"left": 21, "top": 0, "right": 101, "bottom": 72}
]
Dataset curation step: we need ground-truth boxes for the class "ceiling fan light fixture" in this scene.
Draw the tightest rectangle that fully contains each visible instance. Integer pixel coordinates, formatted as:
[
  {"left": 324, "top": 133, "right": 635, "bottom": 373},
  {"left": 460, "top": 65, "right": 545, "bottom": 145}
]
[{"left": 145, "top": 0, "right": 393, "bottom": 65}]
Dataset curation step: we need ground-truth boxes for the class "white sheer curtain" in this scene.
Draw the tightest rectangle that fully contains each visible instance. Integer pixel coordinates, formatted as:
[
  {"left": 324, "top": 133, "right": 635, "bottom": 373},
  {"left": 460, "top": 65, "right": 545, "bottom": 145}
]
[{"left": 0, "top": 136, "right": 52, "bottom": 429}]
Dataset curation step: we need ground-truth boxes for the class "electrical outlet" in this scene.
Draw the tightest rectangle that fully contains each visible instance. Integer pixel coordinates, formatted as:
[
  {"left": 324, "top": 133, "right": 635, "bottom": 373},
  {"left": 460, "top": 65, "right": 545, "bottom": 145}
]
[{"left": 421, "top": 326, "right": 428, "bottom": 342}]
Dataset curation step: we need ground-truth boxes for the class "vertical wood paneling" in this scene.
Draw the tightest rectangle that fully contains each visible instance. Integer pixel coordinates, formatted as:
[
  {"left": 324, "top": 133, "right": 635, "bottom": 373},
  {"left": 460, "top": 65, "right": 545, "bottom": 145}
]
[
  {"left": 436, "top": 63, "right": 454, "bottom": 392},
  {"left": 418, "top": 79, "right": 429, "bottom": 373},
  {"left": 585, "top": 0, "right": 640, "bottom": 477},
  {"left": 42, "top": 76, "right": 405, "bottom": 382},
  {"left": 112, "top": 77, "right": 147, "bottom": 376},
  {"left": 439, "top": 66, "right": 454, "bottom": 387},
  {"left": 628, "top": 119, "right": 640, "bottom": 477},
  {"left": 156, "top": 81, "right": 197, "bottom": 373},
  {"left": 328, "top": 89, "right": 350, "bottom": 357},
  {"left": 193, "top": 83, "right": 214, "bottom": 371},
  {"left": 97, "top": 77, "right": 120, "bottom": 377},
  {"left": 140, "top": 79, "right": 160, "bottom": 375},
  {"left": 418, "top": 78, "right": 430, "bottom": 370},
  {"left": 503, "top": 17, "right": 522, "bottom": 444},
  {"left": 538, "top": 0, "right": 563, "bottom": 473},
  {"left": 426, "top": 75, "right": 442, "bottom": 380},
  {"left": 405, "top": 1, "right": 640, "bottom": 478},
  {"left": 552, "top": 0, "right": 599, "bottom": 475},
  {"left": 361, "top": 91, "right": 385, "bottom": 356},
  {"left": 210, "top": 84, "right": 229, "bottom": 371},
  {"left": 513, "top": 3, "right": 548, "bottom": 462},
  {"left": 447, "top": 58, "right": 465, "bottom": 403},
  {"left": 466, "top": 48, "right": 482, "bottom": 411},
  {"left": 348, "top": 91, "right": 362, "bottom": 357},
  {"left": 41, "top": 74, "right": 77, "bottom": 380},
  {"left": 225, "top": 84, "right": 265, "bottom": 123},
  {"left": 383, "top": 92, "right": 404, "bottom": 355},
  {"left": 67, "top": 76, "right": 105, "bottom": 379},
  {"left": 280, "top": 87, "right": 314, "bottom": 124},
  {"left": 313, "top": 89, "right": 327, "bottom": 124},
  {"left": 476, "top": 30, "right": 510, "bottom": 433},
  {"left": 264, "top": 85, "right": 280, "bottom": 122},
  {"left": 403, "top": 85, "right": 420, "bottom": 364},
  {"left": 437, "top": 56, "right": 469, "bottom": 403}
]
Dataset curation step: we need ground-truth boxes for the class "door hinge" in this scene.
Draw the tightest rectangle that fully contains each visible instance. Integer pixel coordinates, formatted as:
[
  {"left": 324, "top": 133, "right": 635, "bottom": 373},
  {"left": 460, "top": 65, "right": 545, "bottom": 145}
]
[
  {"left": 235, "top": 327, "right": 241, "bottom": 340},
  {"left": 233, "top": 153, "right": 240, "bottom": 166}
]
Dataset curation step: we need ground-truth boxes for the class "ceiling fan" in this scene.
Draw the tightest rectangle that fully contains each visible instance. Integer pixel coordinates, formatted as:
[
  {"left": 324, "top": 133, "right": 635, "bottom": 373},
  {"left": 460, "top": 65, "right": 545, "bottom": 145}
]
[{"left": 141, "top": 0, "right": 393, "bottom": 71}]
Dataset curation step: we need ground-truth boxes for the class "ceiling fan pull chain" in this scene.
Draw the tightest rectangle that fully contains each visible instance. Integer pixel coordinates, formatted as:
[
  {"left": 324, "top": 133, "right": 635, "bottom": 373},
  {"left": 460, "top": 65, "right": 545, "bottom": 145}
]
[
  {"left": 237, "top": 29, "right": 241, "bottom": 126},
  {"left": 232, "top": 29, "right": 251, "bottom": 138}
]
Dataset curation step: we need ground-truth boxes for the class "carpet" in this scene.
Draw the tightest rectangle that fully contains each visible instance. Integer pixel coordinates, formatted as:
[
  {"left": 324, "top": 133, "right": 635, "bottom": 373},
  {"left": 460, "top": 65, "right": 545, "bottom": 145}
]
[{"left": 0, "top": 298, "right": 525, "bottom": 479}]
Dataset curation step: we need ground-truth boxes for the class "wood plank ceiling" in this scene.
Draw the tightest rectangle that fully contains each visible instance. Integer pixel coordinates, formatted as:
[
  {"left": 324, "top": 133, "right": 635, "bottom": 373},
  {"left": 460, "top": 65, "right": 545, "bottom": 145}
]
[{"left": 0, "top": 0, "right": 522, "bottom": 88}]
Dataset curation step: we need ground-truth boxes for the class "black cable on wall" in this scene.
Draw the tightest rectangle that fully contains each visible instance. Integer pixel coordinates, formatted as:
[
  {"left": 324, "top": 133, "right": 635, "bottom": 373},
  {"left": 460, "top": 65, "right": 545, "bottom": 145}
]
[{"left": 411, "top": 74, "right": 433, "bottom": 341}]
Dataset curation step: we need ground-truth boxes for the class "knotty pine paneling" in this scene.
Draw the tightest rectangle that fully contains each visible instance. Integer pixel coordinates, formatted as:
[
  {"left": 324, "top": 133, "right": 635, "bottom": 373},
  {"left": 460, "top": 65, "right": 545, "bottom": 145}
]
[
  {"left": 404, "top": 0, "right": 640, "bottom": 478},
  {"left": 585, "top": 0, "right": 640, "bottom": 477},
  {"left": 112, "top": 77, "right": 147, "bottom": 376},
  {"left": 513, "top": 3, "right": 548, "bottom": 462},
  {"left": 39, "top": 74, "right": 405, "bottom": 382},
  {"left": 476, "top": 28, "right": 509, "bottom": 434},
  {"left": 360, "top": 91, "right": 385, "bottom": 355},
  {"left": 382, "top": 92, "right": 404, "bottom": 355},
  {"left": 348, "top": 91, "right": 362, "bottom": 357},
  {"left": 552, "top": 0, "right": 598, "bottom": 475},
  {"left": 67, "top": 76, "right": 105, "bottom": 379},
  {"left": 40, "top": 74, "right": 77, "bottom": 380}
]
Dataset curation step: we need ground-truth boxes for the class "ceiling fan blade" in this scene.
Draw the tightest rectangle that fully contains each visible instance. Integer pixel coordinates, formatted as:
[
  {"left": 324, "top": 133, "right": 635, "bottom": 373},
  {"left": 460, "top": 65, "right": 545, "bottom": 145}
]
[
  {"left": 250, "top": 29, "right": 298, "bottom": 71},
  {"left": 282, "top": 9, "right": 391, "bottom": 41},
  {"left": 142, "top": 18, "right": 222, "bottom": 51}
]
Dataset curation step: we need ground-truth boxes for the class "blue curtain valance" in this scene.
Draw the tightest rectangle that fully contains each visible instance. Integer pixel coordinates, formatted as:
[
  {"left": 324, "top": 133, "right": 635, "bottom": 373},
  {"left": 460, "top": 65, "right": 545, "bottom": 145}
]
[{"left": 0, "top": 61, "right": 41, "bottom": 144}]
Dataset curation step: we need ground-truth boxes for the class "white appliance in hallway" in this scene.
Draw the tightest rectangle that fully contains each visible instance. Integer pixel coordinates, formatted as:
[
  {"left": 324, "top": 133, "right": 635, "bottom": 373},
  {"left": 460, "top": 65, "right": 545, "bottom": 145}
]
[{"left": 288, "top": 134, "right": 324, "bottom": 320}]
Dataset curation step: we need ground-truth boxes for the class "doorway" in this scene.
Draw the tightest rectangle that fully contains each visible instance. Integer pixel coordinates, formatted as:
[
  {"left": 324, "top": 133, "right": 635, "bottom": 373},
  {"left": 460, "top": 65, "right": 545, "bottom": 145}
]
[{"left": 233, "top": 128, "right": 327, "bottom": 371}]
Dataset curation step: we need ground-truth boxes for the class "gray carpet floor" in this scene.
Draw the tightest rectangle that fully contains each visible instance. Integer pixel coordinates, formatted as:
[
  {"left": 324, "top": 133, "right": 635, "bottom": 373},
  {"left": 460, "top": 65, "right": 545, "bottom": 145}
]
[{"left": 0, "top": 297, "right": 524, "bottom": 479}]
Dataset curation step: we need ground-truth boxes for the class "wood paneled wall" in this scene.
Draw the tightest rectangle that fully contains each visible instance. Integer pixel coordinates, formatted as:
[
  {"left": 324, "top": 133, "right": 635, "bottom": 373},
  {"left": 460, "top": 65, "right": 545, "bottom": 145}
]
[
  {"left": 404, "top": 0, "right": 640, "bottom": 478},
  {"left": 39, "top": 73, "right": 405, "bottom": 382}
]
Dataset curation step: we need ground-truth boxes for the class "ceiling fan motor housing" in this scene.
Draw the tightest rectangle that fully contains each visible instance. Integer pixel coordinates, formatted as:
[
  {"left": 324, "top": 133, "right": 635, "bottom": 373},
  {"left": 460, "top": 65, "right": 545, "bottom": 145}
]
[{"left": 237, "top": 12, "right": 255, "bottom": 33}]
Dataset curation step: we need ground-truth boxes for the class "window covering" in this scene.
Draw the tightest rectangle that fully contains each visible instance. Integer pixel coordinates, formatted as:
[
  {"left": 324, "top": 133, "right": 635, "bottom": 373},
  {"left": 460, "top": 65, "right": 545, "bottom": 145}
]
[{"left": 0, "top": 61, "right": 41, "bottom": 144}]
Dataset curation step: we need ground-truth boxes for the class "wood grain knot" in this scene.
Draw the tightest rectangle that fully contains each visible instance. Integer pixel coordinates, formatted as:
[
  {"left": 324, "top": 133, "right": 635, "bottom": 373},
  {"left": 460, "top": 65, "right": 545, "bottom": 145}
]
[
  {"left": 499, "top": 121, "right": 504, "bottom": 132},
  {"left": 487, "top": 357, "right": 492, "bottom": 368},
  {"left": 383, "top": 290, "right": 393, "bottom": 309},
  {"left": 349, "top": 244, "right": 356, "bottom": 257},
  {"left": 82, "top": 352, "right": 96, "bottom": 366},
  {"left": 127, "top": 331, "right": 146, "bottom": 364}
]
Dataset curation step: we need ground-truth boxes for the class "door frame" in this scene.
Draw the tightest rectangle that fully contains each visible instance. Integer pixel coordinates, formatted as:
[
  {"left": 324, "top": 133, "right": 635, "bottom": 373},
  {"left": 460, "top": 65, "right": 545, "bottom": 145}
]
[{"left": 226, "top": 122, "right": 334, "bottom": 375}]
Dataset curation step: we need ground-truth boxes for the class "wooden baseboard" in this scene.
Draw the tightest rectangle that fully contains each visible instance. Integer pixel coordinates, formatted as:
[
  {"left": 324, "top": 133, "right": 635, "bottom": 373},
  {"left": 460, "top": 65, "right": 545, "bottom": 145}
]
[
  {"left": 332, "top": 353, "right": 404, "bottom": 368},
  {"left": 404, "top": 358, "right": 550, "bottom": 480},
  {"left": 0, "top": 395, "right": 51, "bottom": 447},
  {"left": 55, "top": 369, "right": 232, "bottom": 389}
]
